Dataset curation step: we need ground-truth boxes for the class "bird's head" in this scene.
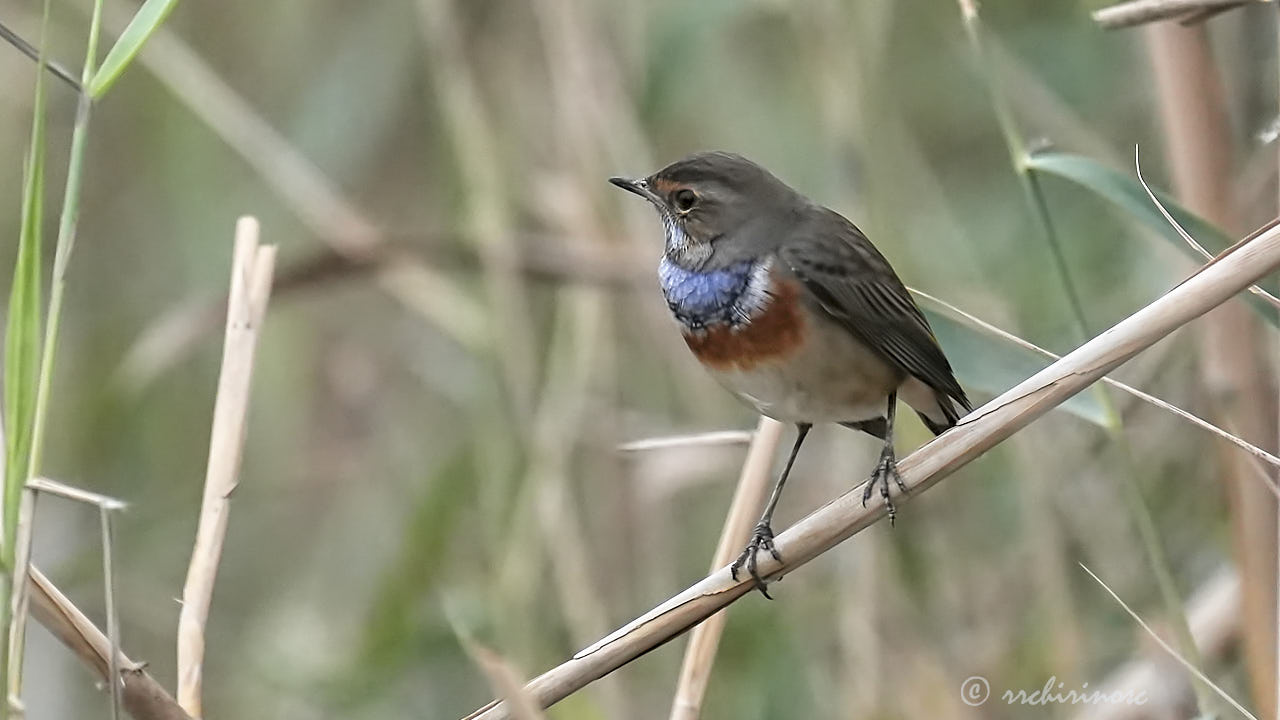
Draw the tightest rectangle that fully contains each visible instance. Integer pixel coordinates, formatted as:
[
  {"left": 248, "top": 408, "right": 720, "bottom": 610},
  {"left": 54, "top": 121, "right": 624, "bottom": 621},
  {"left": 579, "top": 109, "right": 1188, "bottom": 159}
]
[{"left": 610, "top": 151, "right": 799, "bottom": 271}]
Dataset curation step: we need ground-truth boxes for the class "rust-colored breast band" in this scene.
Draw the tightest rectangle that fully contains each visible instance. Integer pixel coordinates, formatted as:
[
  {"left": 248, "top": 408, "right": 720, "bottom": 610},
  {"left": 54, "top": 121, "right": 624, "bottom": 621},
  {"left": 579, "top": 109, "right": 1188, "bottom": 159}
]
[{"left": 684, "top": 277, "right": 806, "bottom": 371}]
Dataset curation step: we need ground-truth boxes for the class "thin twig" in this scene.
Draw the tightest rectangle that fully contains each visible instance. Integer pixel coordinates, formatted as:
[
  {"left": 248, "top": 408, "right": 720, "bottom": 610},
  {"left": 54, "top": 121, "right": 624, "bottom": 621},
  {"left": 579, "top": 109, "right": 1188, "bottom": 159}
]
[
  {"left": 912, "top": 289, "right": 1280, "bottom": 489},
  {"left": 1079, "top": 563, "right": 1257, "bottom": 719},
  {"left": 101, "top": 507, "right": 120, "bottom": 720},
  {"left": 462, "top": 212, "right": 1280, "bottom": 719},
  {"left": 25, "top": 477, "right": 126, "bottom": 509},
  {"left": 176, "top": 217, "right": 276, "bottom": 717},
  {"left": 0, "top": 19, "right": 82, "bottom": 91},
  {"left": 1073, "top": 566, "right": 1240, "bottom": 720},
  {"left": 1134, "top": 146, "right": 1280, "bottom": 311},
  {"left": 668, "top": 418, "right": 783, "bottom": 720}
]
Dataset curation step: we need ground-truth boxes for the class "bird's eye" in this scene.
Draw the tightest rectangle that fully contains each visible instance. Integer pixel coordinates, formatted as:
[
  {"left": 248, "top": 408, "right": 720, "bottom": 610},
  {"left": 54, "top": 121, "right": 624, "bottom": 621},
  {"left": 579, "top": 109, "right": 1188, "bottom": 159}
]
[{"left": 673, "top": 189, "right": 698, "bottom": 212}]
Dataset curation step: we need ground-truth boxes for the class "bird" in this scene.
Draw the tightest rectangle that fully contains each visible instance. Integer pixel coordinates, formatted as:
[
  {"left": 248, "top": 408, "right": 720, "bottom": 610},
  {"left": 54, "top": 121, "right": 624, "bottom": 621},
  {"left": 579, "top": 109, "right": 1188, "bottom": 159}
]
[{"left": 609, "top": 151, "right": 970, "bottom": 597}]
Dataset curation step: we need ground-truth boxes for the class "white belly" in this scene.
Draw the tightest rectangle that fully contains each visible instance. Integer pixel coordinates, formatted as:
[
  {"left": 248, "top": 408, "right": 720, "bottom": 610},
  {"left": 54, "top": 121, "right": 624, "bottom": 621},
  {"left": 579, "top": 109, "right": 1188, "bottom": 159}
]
[{"left": 704, "top": 321, "right": 901, "bottom": 424}]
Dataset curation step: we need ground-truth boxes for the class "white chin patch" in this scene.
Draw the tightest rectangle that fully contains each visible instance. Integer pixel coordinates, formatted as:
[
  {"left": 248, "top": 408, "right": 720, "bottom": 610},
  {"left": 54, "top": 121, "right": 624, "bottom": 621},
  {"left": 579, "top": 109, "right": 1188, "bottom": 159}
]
[{"left": 663, "top": 223, "right": 711, "bottom": 267}]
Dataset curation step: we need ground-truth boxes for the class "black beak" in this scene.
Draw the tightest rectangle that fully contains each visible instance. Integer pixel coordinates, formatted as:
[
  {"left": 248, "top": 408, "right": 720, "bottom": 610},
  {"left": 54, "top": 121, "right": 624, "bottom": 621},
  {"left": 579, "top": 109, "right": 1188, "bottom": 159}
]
[{"left": 609, "top": 176, "right": 658, "bottom": 203}]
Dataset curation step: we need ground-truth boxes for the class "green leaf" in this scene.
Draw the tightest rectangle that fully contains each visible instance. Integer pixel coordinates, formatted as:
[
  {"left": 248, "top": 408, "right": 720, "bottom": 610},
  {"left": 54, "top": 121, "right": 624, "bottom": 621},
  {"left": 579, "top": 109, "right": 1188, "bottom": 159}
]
[
  {"left": 1025, "top": 151, "right": 1280, "bottom": 322},
  {"left": 5, "top": 56, "right": 49, "bottom": 560},
  {"left": 86, "top": 0, "right": 181, "bottom": 98},
  {"left": 922, "top": 307, "right": 1110, "bottom": 428}
]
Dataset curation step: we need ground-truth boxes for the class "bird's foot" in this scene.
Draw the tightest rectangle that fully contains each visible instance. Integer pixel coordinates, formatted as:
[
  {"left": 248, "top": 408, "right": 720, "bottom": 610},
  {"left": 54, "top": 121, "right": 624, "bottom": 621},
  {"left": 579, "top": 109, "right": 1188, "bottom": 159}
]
[
  {"left": 861, "top": 444, "right": 907, "bottom": 525},
  {"left": 730, "top": 522, "right": 782, "bottom": 599}
]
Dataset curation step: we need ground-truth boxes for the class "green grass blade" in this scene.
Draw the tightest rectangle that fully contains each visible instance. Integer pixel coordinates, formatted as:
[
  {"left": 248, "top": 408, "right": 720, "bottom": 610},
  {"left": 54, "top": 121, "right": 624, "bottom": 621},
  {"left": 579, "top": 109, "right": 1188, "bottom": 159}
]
[
  {"left": 5, "top": 157, "right": 44, "bottom": 559},
  {"left": 1025, "top": 151, "right": 1232, "bottom": 250},
  {"left": 923, "top": 308, "right": 1109, "bottom": 427},
  {"left": 4, "top": 9, "right": 52, "bottom": 563},
  {"left": 86, "top": 0, "right": 181, "bottom": 98},
  {"left": 1026, "top": 151, "right": 1280, "bottom": 310}
]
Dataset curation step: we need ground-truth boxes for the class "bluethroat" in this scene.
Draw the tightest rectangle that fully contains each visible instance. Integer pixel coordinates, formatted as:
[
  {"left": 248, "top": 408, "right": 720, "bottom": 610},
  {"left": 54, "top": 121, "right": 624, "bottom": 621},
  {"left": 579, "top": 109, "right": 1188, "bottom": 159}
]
[{"left": 611, "top": 151, "right": 970, "bottom": 597}]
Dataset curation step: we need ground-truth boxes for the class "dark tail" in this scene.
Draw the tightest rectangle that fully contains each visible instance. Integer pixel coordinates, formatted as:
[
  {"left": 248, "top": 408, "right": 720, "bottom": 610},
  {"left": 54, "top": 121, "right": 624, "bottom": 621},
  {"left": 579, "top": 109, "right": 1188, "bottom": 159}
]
[{"left": 916, "top": 391, "right": 971, "bottom": 437}]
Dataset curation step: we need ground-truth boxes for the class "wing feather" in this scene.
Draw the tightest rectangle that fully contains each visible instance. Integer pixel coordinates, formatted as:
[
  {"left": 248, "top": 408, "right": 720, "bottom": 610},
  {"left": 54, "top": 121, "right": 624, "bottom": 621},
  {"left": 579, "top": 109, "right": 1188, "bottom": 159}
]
[{"left": 780, "top": 210, "right": 970, "bottom": 411}]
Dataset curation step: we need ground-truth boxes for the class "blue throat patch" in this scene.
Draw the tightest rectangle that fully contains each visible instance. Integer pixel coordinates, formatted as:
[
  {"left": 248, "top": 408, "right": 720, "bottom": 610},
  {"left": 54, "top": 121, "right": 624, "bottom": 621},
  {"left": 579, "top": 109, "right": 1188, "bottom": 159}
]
[{"left": 659, "top": 255, "right": 758, "bottom": 330}]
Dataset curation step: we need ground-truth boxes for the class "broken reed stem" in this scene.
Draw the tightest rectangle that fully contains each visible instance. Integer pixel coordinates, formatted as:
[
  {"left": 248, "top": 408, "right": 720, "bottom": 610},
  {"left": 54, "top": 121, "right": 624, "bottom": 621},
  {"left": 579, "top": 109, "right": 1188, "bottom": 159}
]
[
  {"left": 176, "top": 217, "right": 276, "bottom": 718},
  {"left": 668, "top": 418, "right": 783, "bottom": 720},
  {"left": 462, "top": 222, "right": 1280, "bottom": 720},
  {"left": 459, "top": 637, "right": 547, "bottom": 720},
  {"left": 28, "top": 565, "right": 190, "bottom": 720},
  {"left": 9, "top": 479, "right": 127, "bottom": 717}
]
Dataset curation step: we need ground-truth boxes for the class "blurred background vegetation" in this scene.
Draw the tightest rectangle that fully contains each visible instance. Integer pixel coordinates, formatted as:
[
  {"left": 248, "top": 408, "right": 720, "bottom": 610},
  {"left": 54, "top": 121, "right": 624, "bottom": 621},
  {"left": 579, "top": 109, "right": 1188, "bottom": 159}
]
[{"left": 2, "top": 0, "right": 1279, "bottom": 717}]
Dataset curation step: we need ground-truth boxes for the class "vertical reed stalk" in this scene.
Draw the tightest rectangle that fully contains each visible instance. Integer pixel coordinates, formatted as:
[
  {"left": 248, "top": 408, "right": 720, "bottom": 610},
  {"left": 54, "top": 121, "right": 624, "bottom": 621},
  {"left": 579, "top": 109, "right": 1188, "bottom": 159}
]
[
  {"left": 958, "top": 2, "right": 1211, "bottom": 713},
  {"left": 668, "top": 418, "right": 783, "bottom": 720},
  {"left": 1146, "top": 22, "right": 1278, "bottom": 719}
]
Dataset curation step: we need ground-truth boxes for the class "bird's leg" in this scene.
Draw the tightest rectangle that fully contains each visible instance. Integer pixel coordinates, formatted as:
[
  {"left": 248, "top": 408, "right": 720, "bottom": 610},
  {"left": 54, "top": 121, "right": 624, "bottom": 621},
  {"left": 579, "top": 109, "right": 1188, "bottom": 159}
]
[
  {"left": 861, "top": 390, "right": 906, "bottom": 525},
  {"left": 731, "top": 423, "right": 811, "bottom": 599}
]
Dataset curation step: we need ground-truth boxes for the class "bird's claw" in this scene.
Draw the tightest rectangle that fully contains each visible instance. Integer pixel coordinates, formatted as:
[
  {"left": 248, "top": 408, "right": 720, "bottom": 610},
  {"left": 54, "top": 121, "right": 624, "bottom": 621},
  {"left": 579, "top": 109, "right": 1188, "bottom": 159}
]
[
  {"left": 730, "top": 522, "right": 782, "bottom": 599},
  {"left": 861, "top": 445, "right": 906, "bottom": 525}
]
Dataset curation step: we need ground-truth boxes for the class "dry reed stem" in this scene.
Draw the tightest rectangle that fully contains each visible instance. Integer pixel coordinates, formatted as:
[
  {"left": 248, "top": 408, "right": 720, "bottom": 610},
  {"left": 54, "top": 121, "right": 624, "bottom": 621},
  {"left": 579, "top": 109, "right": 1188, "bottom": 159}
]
[
  {"left": 462, "top": 222, "right": 1280, "bottom": 720},
  {"left": 1093, "top": 0, "right": 1261, "bottom": 28},
  {"left": 28, "top": 566, "right": 190, "bottom": 720},
  {"left": 668, "top": 418, "right": 783, "bottom": 720},
  {"left": 176, "top": 217, "right": 276, "bottom": 718}
]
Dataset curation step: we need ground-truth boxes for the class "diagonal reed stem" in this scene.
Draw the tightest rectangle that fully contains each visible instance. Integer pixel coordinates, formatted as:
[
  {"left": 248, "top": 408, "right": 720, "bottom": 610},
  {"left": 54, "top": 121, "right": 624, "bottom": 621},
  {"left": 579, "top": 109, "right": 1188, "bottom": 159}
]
[{"left": 462, "top": 219, "right": 1280, "bottom": 720}]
